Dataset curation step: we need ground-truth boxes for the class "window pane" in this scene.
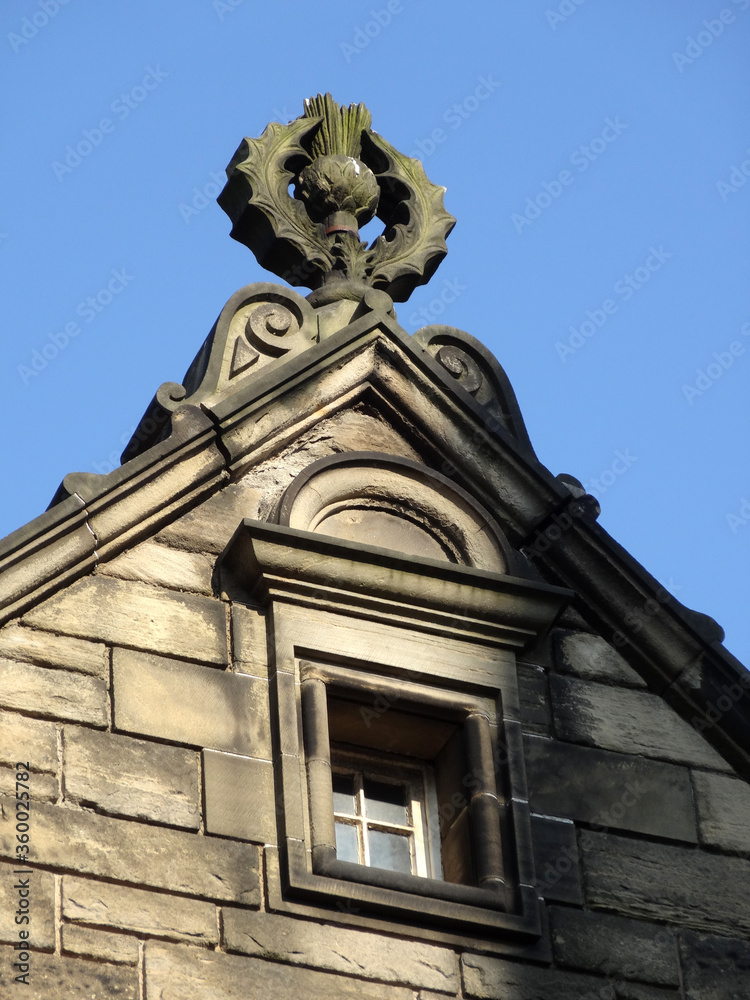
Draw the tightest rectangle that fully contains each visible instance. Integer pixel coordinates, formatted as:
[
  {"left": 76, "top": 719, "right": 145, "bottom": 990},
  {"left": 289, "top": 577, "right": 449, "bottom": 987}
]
[
  {"left": 368, "top": 829, "right": 412, "bottom": 874},
  {"left": 363, "top": 777, "right": 408, "bottom": 826},
  {"left": 332, "top": 772, "right": 356, "bottom": 815},
  {"left": 335, "top": 821, "right": 359, "bottom": 863}
]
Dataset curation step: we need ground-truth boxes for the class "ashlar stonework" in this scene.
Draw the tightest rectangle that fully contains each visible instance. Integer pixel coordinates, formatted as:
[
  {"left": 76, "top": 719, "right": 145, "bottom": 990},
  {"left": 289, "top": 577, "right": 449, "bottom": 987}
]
[{"left": 0, "top": 93, "right": 748, "bottom": 999}]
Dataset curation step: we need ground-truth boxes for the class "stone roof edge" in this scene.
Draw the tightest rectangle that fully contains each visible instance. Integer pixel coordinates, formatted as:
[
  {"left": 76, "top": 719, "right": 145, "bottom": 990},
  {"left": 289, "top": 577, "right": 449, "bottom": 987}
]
[{"left": 0, "top": 405, "right": 227, "bottom": 626}]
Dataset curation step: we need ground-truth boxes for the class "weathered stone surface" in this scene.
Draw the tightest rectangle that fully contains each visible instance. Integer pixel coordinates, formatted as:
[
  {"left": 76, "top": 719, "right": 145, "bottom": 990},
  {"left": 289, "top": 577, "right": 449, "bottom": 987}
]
[
  {"left": 524, "top": 735, "right": 697, "bottom": 842},
  {"left": 680, "top": 929, "right": 750, "bottom": 1000},
  {"left": 203, "top": 750, "right": 275, "bottom": 842},
  {"left": 0, "top": 860, "right": 55, "bottom": 949},
  {"left": 113, "top": 648, "right": 271, "bottom": 756},
  {"left": 0, "top": 657, "right": 107, "bottom": 726},
  {"left": 531, "top": 814, "right": 583, "bottom": 905},
  {"left": 0, "top": 948, "right": 138, "bottom": 997},
  {"left": 64, "top": 727, "right": 200, "bottom": 828},
  {"left": 25, "top": 575, "right": 228, "bottom": 665},
  {"left": 0, "top": 767, "right": 57, "bottom": 802},
  {"left": 223, "top": 908, "right": 459, "bottom": 992},
  {"left": 615, "top": 986, "right": 682, "bottom": 1000},
  {"left": 0, "top": 798, "right": 260, "bottom": 905},
  {"left": 581, "top": 831, "right": 750, "bottom": 936},
  {"left": 0, "top": 710, "right": 58, "bottom": 773},
  {"left": 550, "top": 906, "right": 679, "bottom": 985},
  {"left": 145, "top": 942, "right": 416, "bottom": 1000},
  {"left": 98, "top": 538, "right": 215, "bottom": 595},
  {"left": 550, "top": 674, "right": 731, "bottom": 770},
  {"left": 157, "top": 481, "right": 263, "bottom": 554},
  {"left": 462, "top": 951, "right": 616, "bottom": 999},
  {"left": 692, "top": 770, "right": 750, "bottom": 854},
  {"left": 0, "top": 623, "right": 107, "bottom": 678},
  {"left": 231, "top": 602, "right": 268, "bottom": 677},
  {"left": 517, "top": 663, "right": 550, "bottom": 735},
  {"left": 62, "top": 923, "right": 139, "bottom": 965},
  {"left": 63, "top": 876, "right": 217, "bottom": 943},
  {"left": 556, "top": 631, "right": 647, "bottom": 687}
]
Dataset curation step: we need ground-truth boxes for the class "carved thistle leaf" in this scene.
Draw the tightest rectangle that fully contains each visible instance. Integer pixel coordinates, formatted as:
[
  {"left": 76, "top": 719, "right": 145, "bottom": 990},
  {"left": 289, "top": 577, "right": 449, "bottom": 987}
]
[
  {"left": 220, "top": 116, "right": 335, "bottom": 282},
  {"left": 362, "top": 131, "right": 457, "bottom": 302}
]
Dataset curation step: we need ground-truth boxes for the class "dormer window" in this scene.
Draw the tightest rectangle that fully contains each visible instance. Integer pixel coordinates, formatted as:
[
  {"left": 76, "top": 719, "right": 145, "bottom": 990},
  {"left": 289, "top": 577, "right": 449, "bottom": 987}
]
[{"left": 219, "top": 468, "right": 570, "bottom": 953}]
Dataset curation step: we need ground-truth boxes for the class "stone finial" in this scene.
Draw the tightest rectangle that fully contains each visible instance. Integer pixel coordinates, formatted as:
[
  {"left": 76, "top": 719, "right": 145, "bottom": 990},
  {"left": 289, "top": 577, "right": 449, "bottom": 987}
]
[{"left": 218, "top": 93, "right": 456, "bottom": 304}]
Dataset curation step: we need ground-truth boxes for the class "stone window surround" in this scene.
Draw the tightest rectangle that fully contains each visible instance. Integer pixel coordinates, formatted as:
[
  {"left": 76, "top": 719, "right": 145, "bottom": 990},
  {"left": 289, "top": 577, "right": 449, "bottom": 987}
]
[
  {"left": 300, "top": 660, "right": 512, "bottom": 911},
  {"left": 218, "top": 517, "right": 570, "bottom": 946}
]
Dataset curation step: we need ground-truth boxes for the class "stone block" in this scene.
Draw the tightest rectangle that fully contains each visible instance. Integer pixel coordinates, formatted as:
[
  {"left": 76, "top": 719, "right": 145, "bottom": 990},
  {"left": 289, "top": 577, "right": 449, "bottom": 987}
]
[
  {"left": 0, "top": 710, "right": 58, "bottom": 773},
  {"left": 62, "top": 924, "right": 139, "bottom": 965},
  {"left": 680, "top": 929, "right": 750, "bottom": 1000},
  {"left": 531, "top": 814, "right": 583, "bottom": 905},
  {"left": 524, "top": 735, "right": 697, "bottom": 842},
  {"left": 0, "top": 949, "right": 138, "bottom": 997},
  {"left": 692, "top": 770, "right": 750, "bottom": 854},
  {"left": 113, "top": 648, "right": 271, "bottom": 757},
  {"left": 25, "top": 575, "right": 228, "bottom": 665},
  {"left": 0, "top": 860, "right": 55, "bottom": 949},
  {"left": 145, "top": 941, "right": 416, "bottom": 1000},
  {"left": 556, "top": 631, "right": 647, "bottom": 687},
  {"left": 222, "top": 908, "right": 459, "bottom": 992},
  {"left": 231, "top": 602, "right": 268, "bottom": 677},
  {"left": 581, "top": 831, "right": 750, "bottom": 937},
  {"left": 64, "top": 727, "right": 200, "bottom": 828},
  {"left": 0, "top": 798, "right": 260, "bottom": 905},
  {"left": 203, "top": 750, "right": 275, "bottom": 842},
  {"left": 0, "top": 623, "right": 107, "bottom": 678},
  {"left": 550, "top": 674, "right": 731, "bottom": 771},
  {"left": 0, "top": 657, "right": 107, "bottom": 727},
  {"left": 516, "top": 663, "right": 550, "bottom": 735},
  {"left": 550, "top": 906, "right": 679, "bottom": 985},
  {"left": 98, "top": 538, "right": 215, "bottom": 595},
  {"left": 63, "top": 876, "right": 217, "bottom": 943},
  {"left": 0, "top": 767, "right": 57, "bottom": 802},
  {"left": 156, "top": 481, "right": 263, "bottom": 554},
  {"left": 462, "top": 951, "right": 616, "bottom": 999}
]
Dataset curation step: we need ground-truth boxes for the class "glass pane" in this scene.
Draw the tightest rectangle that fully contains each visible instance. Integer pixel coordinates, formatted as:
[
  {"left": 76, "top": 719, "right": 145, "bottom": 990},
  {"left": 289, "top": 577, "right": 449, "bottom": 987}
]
[
  {"left": 332, "top": 772, "right": 356, "bottom": 815},
  {"left": 335, "top": 821, "right": 359, "bottom": 863},
  {"left": 368, "top": 829, "right": 412, "bottom": 874},
  {"left": 363, "top": 777, "right": 408, "bottom": 826}
]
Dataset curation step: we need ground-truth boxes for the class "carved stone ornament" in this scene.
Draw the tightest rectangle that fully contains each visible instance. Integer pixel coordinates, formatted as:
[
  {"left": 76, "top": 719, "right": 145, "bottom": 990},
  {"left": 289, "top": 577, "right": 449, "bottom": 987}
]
[
  {"left": 413, "top": 324, "right": 537, "bottom": 457},
  {"left": 217, "top": 93, "right": 456, "bottom": 304}
]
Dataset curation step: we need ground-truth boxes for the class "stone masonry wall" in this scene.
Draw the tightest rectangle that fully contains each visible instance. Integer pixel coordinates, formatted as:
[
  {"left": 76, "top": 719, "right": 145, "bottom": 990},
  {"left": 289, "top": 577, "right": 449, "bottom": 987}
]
[{"left": 0, "top": 441, "right": 749, "bottom": 997}]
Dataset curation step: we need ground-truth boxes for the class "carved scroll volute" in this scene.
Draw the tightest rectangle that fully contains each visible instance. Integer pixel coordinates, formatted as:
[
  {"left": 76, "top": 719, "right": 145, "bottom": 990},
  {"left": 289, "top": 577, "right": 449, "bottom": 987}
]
[
  {"left": 413, "top": 325, "right": 536, "bottom": 457},
  {"left": 217, "top": 287, "right": 318, "bottom": 390}
]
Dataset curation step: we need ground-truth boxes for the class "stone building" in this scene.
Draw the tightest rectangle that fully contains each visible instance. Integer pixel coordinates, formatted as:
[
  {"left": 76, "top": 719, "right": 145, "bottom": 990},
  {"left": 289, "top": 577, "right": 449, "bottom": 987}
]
[{"left": 1, "top": 95, "right": 749, "bottom": 999}]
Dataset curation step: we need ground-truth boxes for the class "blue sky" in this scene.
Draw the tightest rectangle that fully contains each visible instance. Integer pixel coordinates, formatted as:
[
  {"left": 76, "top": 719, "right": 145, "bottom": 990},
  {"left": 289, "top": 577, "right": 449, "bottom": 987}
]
[{"left": 2, "top": 1, "right": 749, "bottom": 666}]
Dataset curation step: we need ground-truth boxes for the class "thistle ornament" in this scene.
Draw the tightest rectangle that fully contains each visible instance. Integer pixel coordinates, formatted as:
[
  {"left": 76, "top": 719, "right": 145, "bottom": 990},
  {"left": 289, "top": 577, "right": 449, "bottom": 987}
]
[{"left": 218, "top": 93, "right": 456, "bottom": 304}]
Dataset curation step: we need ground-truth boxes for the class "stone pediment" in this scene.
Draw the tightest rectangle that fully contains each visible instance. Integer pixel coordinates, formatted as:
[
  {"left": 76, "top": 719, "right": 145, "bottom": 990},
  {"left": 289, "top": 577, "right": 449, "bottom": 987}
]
[{"left": 1, "top": 274, "right": 748, "bottom": 779}]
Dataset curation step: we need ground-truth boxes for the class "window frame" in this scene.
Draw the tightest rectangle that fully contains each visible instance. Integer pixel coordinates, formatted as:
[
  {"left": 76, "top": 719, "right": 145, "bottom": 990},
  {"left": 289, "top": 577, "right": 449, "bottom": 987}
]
[
  {"left": 299, "top": 661, "right": 518, "bottom": 920},
  {"left": 330, "top": 747, "right": 443, "bottom": 880}
]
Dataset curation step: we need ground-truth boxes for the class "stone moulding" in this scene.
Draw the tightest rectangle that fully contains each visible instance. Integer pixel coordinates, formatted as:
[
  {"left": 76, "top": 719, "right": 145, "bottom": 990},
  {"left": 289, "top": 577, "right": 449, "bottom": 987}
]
[
  {"left": 218, "top": 518, "right": 572, "bottom": 654},
  {"left": 275, "top": 450, "right": 516, "bottom": 573},
  {"left": 0, "top": 406, "right": 226, "bottom": 625}
]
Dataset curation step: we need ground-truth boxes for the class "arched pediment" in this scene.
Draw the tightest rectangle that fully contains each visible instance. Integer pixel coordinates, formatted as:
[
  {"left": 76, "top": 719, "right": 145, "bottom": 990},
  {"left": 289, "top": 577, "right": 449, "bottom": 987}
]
[{"left": 276, "top": 452, "right": 511, "bottom": 573}]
